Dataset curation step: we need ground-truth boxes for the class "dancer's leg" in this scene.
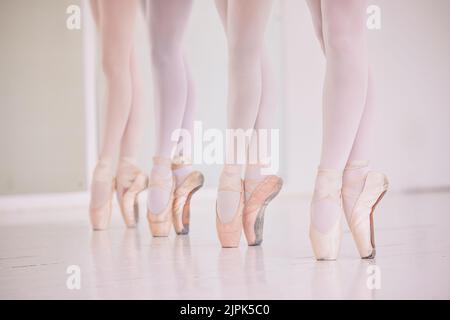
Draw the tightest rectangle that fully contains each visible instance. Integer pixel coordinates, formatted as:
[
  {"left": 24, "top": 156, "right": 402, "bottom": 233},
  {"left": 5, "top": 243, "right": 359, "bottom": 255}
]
[
  {"left": 226, "top": 0, "right": 274, "bottom": 165},
  {"left": 147, "top": 0, "right": 193, "bottom": 158},
  {"left": 90, "top": 0, "right": 138, "bottom": 209},
  {"left": 307, "top": 0, "right": 369, "bottom": 232},
  {"left": 90, "top": 0, "right": 100, "bottom": 28},
  {"left": 245, "top": 49, "right": 276, "bottom": 193},
  {"left": 308, "top": 0, "right": 374, "bottom": 219},
  {"left": 307, "top": 0, "right": 374, "bottom": 167},
  {"left": 320, "top": 0, "right": 369, "bottom": 170},
  {"left": 175, "top": 56, "right": 195, "bottom": 158},
  {"left": 98, "top": 0, "right": 138, "bottom": 163},
  {"left": 215, "top": 0, "right": 274, "bottom": 222},
  {"left": 306, "top": 0, "right": 325, "bottom": 52},
  {"left": 217, "top": 0, "right": 277, "bottom": 199},
  {"left": 172, "top": 56, "right": 196, "bottom": 186},
  {"left": 342, "top": 70, "right": 374, "bottom": 216},
  {"left": 116, "top": 46, "right": 146, "bottom": 209},
  {"left": 146, "top": 0, "right": 193, "bottom": 214},
  {"left": 119, "top": 46, "right": 144, "bottom": 162}
]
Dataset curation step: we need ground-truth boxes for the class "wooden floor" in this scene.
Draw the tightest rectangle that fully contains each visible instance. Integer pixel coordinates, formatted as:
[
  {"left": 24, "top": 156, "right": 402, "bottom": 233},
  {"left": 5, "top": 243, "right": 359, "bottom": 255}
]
[{"left": 0, "top": 190, "right": 449, "bottom": 299}]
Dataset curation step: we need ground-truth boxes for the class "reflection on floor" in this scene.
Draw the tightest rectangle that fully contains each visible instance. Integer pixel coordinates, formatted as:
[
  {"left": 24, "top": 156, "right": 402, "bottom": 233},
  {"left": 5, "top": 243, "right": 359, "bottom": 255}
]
[{"left": 0, "top": 191, "right": 449, "bottom": 299}]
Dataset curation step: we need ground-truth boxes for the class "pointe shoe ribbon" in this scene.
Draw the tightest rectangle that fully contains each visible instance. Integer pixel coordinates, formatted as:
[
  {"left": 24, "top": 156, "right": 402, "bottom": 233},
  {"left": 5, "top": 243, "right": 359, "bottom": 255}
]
[
  {"left": 244, "top": 179, "right": 260, "bottom": 202},
  {"left": 312, "top": 170, "right": 342, "bottom": 203},
  {"left": 218, "top": 173, "right": 242, "bottom": 193},
  {"left": 171, "top": 155, "right": 192, "bottom": 169}
]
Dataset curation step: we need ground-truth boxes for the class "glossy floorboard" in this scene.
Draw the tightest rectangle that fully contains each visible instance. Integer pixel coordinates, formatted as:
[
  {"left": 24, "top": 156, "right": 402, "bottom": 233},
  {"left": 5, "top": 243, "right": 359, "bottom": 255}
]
[{"left": 0, "top": 191, "right": 449, "bottom": 299}]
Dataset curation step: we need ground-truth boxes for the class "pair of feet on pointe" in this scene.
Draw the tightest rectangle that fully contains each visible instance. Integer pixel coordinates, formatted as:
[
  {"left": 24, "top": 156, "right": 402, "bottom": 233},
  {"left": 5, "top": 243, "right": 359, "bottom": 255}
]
[
  {"left": 89, "top": 157, "right": 148, "bottom": 230},
  {"left": 310, "top": 161, "right": 389, "bottom": 261},
  {"left": 216, "top": 164, "right": 283, "bottom": 248},
  {"left": 147, "top": 156, "right": 204, "bottom": 237}
]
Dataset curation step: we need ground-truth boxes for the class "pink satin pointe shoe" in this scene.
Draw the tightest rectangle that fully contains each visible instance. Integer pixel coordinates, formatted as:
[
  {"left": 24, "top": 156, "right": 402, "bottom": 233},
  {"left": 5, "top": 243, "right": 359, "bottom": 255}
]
[
  {"left": 216, "top": 173, "right": 244, "bottom": 248},
  {"left": 172, "top": 160, "right": 204, "bottom": 235},
  {"left": 243, "top": 175, "right": 283, "bottom": 246},
  {"left": 147, "top": 157, "right": 175, "bottom": 237},
  {"left": 89, "top": 178, "right": 115, "bottom": 231},
  {"left": 309, "top": 169, "right": 344, "bottom": 261},
  {"left": 116, "top": 162, "right": 148, "bottom": 228},
  {"left": 343, "top": 168, "right": 389, "bottom": 259}
]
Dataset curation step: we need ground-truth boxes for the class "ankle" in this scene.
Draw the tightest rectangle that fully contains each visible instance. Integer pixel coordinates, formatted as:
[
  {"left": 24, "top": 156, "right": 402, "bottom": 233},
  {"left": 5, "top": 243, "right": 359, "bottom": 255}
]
[
  {"left": 118, "top": 156, "right": 136, "bottom": 168},
  {"left": 171, "top": 156, "right": 193, "bottom": 185},
  {"left": 93, "top": 158, "right": 113, "bottom": 181},
  {"left": 220, "top": 165, "right": 241, "bottom": 182},
  {"left": 117, "top": 157, "right": 138, "bottom": 177},
  {"left": 217, "top": 165, "right": 242, "bottom": 194},
  {"left": 222, "top": 164, "right": 241, "bottom": 175},
  {"left": 314, "top": 168, "right": 343, "bottom": 188},
  {"left": 149, "top": 156, "right": 173, "bottom": 186},
  {"left": 244, "top": 164, "right": 267, "bottom": 181},
  {"left": 172, "top": 166, "right": 193, "bottom": 186},
  {"left": 343, "top": 160, "right": 370, "bottom": 192},
  {"left": 150, "top": 165, "right": 172, "bottom": 181}
]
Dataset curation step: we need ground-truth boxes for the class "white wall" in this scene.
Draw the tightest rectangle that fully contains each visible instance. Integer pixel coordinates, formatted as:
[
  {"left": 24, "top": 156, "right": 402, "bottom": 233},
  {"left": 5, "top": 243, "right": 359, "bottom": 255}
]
[{"left": 0, "top": 0, "right": 86, "bottom": 195}]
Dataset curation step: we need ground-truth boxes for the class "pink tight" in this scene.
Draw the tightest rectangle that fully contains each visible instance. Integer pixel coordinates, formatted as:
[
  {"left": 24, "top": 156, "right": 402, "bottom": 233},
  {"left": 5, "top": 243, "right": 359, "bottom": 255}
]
[
  {"left": 91, "top": 0, "right": 143, "bottom": 164},
  {"left": 89, "top": 0, "right": 143, "bottom": 209}
]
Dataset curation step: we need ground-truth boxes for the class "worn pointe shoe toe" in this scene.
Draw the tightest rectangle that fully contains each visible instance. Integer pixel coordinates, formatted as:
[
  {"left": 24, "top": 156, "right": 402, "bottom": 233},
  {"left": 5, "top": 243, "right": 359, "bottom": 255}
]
[
  {"left": 343, "top": 171, "right": 389, "bottom": 259},
  {"left": 172, "top": 170, "right": 204, "bottom": 235},
  {"left": 243, "top": 175, "right": 283, "bottom": 246}
]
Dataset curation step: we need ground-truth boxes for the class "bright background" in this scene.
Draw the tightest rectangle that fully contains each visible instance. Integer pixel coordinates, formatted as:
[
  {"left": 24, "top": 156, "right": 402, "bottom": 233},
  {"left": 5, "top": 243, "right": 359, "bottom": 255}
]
[{"left": 1, "top": 0, "right": 449, "bottom": 207}]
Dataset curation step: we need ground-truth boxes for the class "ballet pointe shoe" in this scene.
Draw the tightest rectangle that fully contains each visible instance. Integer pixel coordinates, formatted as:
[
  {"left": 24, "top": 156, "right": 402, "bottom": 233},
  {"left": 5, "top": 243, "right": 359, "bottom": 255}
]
[
  {"left": 147, "top": 157, "right": 175, "bottom": 237},
  {"left": 309, "top": 169, "right": 344, "bottom": 261},
  {"left": 216, "top": 175, "right": 244, "bottom": 248},
  {"left": 89, "top": 179, "right": 115, "bottom": 231},
  {"left": 243, "top": 175, "right": 283, "bottom": 246},
  {"left": 343, "top": 170, "right": 389, "bottom": 259},
  {"left": 172, "top": 160, "right": 204, "bottom": 235},
  {"left": 116, "top": 163, "right": 148, "bottom": 228}
]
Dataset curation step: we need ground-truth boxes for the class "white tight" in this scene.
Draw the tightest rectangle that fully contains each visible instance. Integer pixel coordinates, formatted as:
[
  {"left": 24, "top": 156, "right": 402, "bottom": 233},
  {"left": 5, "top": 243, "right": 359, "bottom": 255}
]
[
  {"left": 307, "top": 0, "right": 373, "bottom": 231},
  {"left": 146, "top": 0, "right": 194, "bottom": 159},
  {"left": 145, "top": 0, "right": 195, "bottom": 214},
  {"left": 307, "top": 0, "right": 372, "bottom": 170},
  {"left": 215, "top": 0, "right": 275, "bottom": 222}
]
